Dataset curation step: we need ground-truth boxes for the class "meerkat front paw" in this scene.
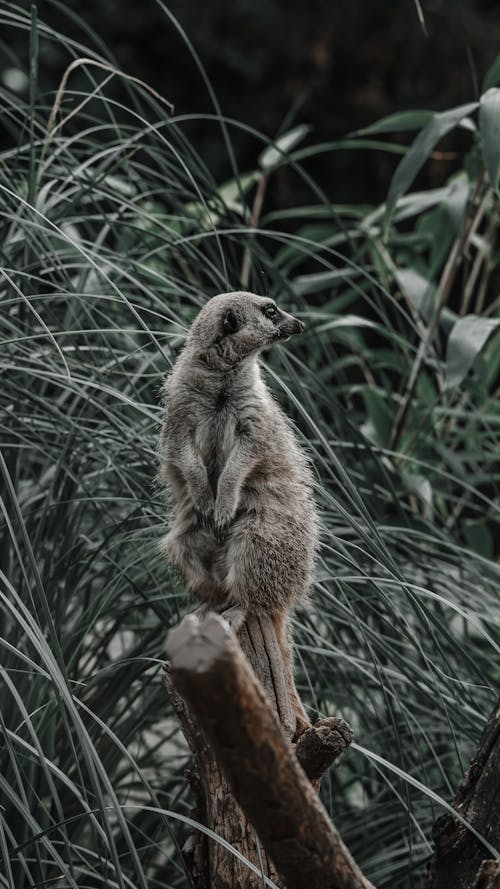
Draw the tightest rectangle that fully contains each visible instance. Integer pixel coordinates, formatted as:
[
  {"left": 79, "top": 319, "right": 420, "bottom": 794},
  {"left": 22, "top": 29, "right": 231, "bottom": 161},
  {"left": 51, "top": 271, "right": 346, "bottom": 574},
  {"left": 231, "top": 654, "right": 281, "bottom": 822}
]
[
  {"left": 213, "top": 499, "right": 236, "bottom": 540},
  {"left": 193, "top": 489, "right": 215, "bottom": 525},
  {"left": 220, "top": 604, "right": 247, "bottom": 633}
]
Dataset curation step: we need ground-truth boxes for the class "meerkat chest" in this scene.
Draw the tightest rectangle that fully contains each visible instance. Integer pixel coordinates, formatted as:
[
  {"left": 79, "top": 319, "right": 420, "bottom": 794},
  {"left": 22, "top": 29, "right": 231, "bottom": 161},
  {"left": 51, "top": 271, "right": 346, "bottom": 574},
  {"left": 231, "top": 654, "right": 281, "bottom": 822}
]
[
  {"left": 193, "top": 386, "right": 261, "bottom": 488},
  {"left": 192, "top": 396, "right": 238, "bottom": 485}
]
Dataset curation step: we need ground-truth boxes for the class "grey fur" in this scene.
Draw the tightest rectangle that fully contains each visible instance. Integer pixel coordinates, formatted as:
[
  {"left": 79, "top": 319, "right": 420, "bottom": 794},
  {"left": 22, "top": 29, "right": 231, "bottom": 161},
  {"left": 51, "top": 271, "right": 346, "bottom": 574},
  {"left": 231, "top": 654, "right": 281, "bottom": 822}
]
[{"left": 158, "top": 291, "right": 319, "bottom": 733}]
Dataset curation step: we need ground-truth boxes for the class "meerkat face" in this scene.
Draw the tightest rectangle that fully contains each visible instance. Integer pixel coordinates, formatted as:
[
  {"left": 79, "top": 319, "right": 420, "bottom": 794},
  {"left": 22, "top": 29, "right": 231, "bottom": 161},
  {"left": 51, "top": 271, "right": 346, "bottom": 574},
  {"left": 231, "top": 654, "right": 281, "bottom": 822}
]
[{"left": 188, "top": 291, "right": 304, "bottom": 369}]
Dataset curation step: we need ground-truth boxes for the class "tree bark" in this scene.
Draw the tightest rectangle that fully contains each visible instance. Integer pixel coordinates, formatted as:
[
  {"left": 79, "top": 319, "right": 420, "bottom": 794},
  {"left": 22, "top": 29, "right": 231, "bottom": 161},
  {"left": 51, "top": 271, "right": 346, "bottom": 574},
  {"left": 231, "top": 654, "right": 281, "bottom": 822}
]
[
  {"left": 472, "top": 861, "right": 500, "bottom": 889},
  {"left": 427, "top": 699, "right": 500, "bottom": 889},
  {"left": 295, "top": 716, "right": 353, "bottom": 788},
  {"left": 163, "top": 613, "right": 286, "bottom": 889},
  {"left": 164, "top": 616, "right": 282, "bottom": 889},
  {"left": 165, "top": 612, "right": 370, "bottom": 889}
]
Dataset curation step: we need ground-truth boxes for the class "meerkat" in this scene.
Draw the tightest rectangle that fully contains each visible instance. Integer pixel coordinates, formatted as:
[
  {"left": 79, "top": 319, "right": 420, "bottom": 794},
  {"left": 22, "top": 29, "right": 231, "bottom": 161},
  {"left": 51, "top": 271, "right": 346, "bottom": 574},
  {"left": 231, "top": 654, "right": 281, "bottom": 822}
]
[{"left": 159, "top": 291, "right": 319, "bottom": 736}]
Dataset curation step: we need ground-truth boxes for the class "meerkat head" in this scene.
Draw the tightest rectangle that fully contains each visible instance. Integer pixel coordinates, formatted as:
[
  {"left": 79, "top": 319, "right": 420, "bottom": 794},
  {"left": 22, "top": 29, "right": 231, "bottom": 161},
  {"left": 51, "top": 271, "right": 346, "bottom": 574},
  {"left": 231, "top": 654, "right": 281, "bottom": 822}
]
[{"left": 186, "top": 291, "right": 304, "bottom": 370}]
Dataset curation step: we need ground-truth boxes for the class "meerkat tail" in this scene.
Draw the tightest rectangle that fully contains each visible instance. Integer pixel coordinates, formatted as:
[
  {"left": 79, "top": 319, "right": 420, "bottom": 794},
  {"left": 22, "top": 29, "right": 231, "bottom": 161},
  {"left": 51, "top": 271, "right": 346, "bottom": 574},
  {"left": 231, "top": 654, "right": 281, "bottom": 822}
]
[{"left": 271, "top": 611, "right": 311, "bottom": 738}]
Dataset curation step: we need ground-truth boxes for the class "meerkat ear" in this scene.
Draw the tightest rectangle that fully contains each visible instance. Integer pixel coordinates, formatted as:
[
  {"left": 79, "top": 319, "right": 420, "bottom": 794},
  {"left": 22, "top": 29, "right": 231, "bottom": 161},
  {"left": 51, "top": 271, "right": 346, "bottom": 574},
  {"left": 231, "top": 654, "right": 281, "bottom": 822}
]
[{"left": 222, "top": 308, "right": 239, "bottom": 336}]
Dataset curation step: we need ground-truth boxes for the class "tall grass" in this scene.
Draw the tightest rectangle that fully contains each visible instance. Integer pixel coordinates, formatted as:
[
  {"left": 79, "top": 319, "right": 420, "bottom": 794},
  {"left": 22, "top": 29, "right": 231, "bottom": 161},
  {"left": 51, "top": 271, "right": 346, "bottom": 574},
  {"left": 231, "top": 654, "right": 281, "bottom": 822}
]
[{"left": 0, "top": 3, "right": 499, "bottom": 887}]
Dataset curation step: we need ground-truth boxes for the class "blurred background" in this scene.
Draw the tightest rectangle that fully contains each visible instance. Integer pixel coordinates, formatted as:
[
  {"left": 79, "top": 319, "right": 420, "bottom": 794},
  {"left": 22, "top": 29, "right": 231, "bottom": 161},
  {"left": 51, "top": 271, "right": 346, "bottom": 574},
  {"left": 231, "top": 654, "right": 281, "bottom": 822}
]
[{"left": 2, "top": 0, "right": 500, "bottom": 201}]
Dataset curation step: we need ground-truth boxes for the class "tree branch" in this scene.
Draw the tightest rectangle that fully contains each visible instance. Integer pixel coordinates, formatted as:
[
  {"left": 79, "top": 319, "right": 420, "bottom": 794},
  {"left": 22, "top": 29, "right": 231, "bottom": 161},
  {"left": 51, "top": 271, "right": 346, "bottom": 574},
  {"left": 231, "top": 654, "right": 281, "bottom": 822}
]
[
  {"left": 428, "top": 699, "right": 500, "bottom": 889},
  {"left": 166, "top": 612, "right": 374, "bottom": 889}
]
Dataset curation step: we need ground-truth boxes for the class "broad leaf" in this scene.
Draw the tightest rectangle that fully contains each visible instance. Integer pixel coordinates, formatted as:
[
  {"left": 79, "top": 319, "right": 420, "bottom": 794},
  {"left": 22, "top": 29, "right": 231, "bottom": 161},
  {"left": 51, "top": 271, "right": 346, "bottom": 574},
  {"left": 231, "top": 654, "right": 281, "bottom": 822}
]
[
  {"left": 292, "top": 267, "right": 359, "bottom": 296},
  {"left": 315, "top": 313, "right": 377, "bottom": 332},
  {"left": 479, "top": 88, "right": 500, "bottom": 192},
  {"left": 483, "top": 54, "right": 500, "bottom": 92},
  {"left": 464, "top": 520, "right": 494, "bottom": 560},
  {"left": 218, "top": 171, "right": 259, "bottom": 204},
  {"left": 259, "top": 124, "right": 311, "bottom": 171},
  {"left": 384, "top": 102, "right": 478, "bottom": 234},
  {"left": 402, "top": 470, "right": 433, "bottom": 515},
  {"left": 354, "top": 109, "right": 433, "bottom": 137},
  {"left": 395, "top": 268, "right": 435, "bottom": 324},
  {"left": 446, "top": 315, "right": 500, "bottom": 390},
  {"left": 442, "top": 175, "right": 470, "bottom": 234},
  {"left": 362, "top": 388, "right": 393, "bottom": 447}
]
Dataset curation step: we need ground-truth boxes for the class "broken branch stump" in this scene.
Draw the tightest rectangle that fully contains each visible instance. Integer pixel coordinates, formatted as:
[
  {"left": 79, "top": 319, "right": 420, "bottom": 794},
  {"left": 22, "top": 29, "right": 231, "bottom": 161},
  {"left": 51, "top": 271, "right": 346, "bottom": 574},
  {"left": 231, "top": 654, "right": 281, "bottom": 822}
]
[
  {"left": 296, "top": 716, "right": 353, "bottom": 788},
  {"left": 165, "top": 612, "right": 371, "bottom": 889}
]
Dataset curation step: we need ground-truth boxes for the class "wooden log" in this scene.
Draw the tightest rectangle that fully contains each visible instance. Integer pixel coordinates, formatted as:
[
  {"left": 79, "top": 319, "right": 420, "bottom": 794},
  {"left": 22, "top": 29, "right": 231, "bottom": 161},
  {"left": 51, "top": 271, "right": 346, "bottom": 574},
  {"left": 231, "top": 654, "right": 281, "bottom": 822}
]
[{"left": 166, "top": 612, "right": 373, "bottom": 889}]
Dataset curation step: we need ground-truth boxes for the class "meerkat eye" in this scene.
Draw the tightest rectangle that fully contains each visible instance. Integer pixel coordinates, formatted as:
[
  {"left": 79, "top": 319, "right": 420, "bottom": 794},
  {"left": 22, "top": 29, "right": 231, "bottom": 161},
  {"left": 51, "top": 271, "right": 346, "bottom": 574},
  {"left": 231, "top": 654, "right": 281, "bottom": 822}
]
[
  {"left": 222, "top": 308, "right": 239, "bottom": 336},
  {"left": 262, "top": 304, "right": 278, "bottom": 320}
]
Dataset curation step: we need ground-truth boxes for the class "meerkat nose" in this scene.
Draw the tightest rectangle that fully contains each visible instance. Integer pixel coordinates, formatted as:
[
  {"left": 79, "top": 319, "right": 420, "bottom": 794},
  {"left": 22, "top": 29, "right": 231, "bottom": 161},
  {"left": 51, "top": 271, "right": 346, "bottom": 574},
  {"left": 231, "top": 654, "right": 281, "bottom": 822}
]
[
  {"left": 279, "top": 312, "right": 304, "bottom": 338},
  {"left": 289, "top": 317, "right": 304, "bottom": 334}
]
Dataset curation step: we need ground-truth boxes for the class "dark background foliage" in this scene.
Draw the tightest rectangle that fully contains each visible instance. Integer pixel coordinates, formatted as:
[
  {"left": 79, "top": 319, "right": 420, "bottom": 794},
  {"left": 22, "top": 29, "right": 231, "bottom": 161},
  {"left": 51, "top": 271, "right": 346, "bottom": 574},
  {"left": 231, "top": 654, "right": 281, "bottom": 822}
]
[{"left": 3, "top": 0, "right": 500, "bottom": 200}]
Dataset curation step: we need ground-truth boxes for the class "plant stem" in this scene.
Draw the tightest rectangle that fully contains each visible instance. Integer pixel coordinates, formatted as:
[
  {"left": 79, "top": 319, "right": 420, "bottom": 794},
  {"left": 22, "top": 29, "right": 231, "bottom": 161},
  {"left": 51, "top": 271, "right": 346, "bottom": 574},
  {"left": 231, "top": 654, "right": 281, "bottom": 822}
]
[
  {"left": 27, "top": 4, "right": 38, "bottom": 210},
  {"left": 460, "top": 191, "right": 496, "bottom": 316},
  {"left": 390, "top": 178, "right": 484, "bottom": 454},
  {"left": 240, "top": 172, "right": 269, "bottom": 289},
  {"left": 22, "top": 2, "right": 38, "bottom": 327}
]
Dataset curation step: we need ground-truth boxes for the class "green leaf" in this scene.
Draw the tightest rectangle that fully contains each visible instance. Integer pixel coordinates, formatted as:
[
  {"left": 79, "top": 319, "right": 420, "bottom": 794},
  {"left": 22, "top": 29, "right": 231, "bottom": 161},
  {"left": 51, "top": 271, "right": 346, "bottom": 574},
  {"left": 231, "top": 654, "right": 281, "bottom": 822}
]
[
  {"left": 464, "top": 520, "right": 494, "bottom": 560},
  {"left": 402, "top": 470, "right": 433, "bottom": 516},
  {"left": 259, "top": 124, "right": 311, "bottom": 171},
  {"left": 395, "top": 268, "right": 435, "bottom": 324},
  {"left": 442, "top": 175, "right": 470, "bottom": 234},
  {"left": 479, "top": 88, "right": 500, "bottom": 192},
  {"left": 218, "top": 171, "right": 259, "bottom": 204},
  {"left": 292, "top": 267, "right": 360, "bottom": 296},
  {"left": 446, "top": 315, "right": 500, "bottom": 390},
  {"left": 353, "top": 109, "right": 433, "bottom": 137},
  {"left": 483, "top": 54, "right": 500, "bottom": 92},
  {"left": 313, "top": 313, "right": 378, "bottom": 333},
  {"left": 361, "top": 388, "right": 393, "bottom": 447},
  {"left": 384, "top": 102, "right": 478, "bottom": 235}
]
